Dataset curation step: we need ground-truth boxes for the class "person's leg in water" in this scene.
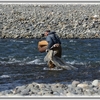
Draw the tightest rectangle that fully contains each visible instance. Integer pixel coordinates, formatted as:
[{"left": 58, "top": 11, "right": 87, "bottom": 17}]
[
  {"left": 48, "top": 45, "right": 62, "bottom": 68},
  {"left": 48, "top": 61, "right": 55, "bottom": 68}
]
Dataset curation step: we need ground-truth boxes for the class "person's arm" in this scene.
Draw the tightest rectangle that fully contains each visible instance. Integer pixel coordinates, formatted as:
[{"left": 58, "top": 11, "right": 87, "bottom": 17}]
[{"left": 46, "top": 36, "right": 54, "bottom": 52}]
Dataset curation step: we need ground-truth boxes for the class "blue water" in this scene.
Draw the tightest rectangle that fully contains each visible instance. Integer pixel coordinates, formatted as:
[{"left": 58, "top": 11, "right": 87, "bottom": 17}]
[{"left": 0, "top": 39, "right": 100, "bottom": 92}]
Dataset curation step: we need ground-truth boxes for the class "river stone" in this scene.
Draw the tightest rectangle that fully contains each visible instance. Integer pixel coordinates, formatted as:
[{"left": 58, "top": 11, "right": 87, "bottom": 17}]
[
  {"left": 26, "top": 84, "right": 34, "bottom": 90},
  {"left": 92, "top": 80, "right": 100, "bottom": 87},
  {"left": 53, "top": 91, "right": 60, "bottom": 95},
  {"left": 77, "top": 83, "right": 89, "bottom": 89},
  {"left": 66, "top": 92, "right": 75, "bottom": 96},
  {"left": 67, "top": 86, "right": 77, "bottom": 95},
  {"left": 98, "top": 90, "right": 100, "bottom": 95},
  {"left": 14, "top": 85, "right": 26, "bottom": 94},
  {"left": 46, "top": 84, "right": 52, "bottom": 88},
  {"left": 13, "top": 34, "right": 19, "bottom": 38},
  {"left": 20, "top": 88, "right": 30, "bottom": 95},
  {"left": 72, "top": 81, "right": 80, "bottom": 87},
  {"left": 38, "top": 84, "right": 46, "bottom": 90},
  {"left": 75, "top": 87, "right": 83, "bottom": 94},
  {"left": 30, "top": 91, "right": 38, "bottom": 96},
  {"left": 51, "top": 85, "right": 63, "bottom": 93},
  {"left": 61, "top": 84, "right": 68, "bottom": 90},
  {"left": 40, "top": 90, "right": 53, "bottom": 96},
  {"left": 93, "top": 87, "right": 99, "bottom": 92},
  {"left": 0, "top": 90, "right": 12, "bottom": 95},
  {"left": 84, "top": 89, "right": 92, "bottom": 96}
]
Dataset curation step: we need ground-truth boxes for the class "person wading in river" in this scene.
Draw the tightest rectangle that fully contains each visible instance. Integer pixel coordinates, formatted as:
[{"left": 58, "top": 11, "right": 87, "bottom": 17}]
[
  {"left": 44, "top": 30, "right": 62, "bottom": 68},
  {"left": 38, "top": 30, "right": 78, "bottom": 70}
]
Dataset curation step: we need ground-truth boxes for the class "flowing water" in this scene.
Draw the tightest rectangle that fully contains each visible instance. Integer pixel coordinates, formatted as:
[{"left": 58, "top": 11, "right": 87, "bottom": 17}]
[{"left": 0, "top": 38, "right": 100, "bottom": 92}]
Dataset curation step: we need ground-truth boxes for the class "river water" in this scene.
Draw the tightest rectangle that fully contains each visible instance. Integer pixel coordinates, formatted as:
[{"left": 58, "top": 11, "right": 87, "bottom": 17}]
[{"left": 0, "top": 38, "right": 100, "bottom": 92}]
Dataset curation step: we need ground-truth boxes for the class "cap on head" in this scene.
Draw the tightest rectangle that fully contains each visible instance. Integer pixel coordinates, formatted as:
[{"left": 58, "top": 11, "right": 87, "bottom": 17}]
[
  {"left": 44, "top": 30, "right": 50, "bottom": 36},
  {"left": 45, "top": 30, "right": 50, "bottom": 33}
]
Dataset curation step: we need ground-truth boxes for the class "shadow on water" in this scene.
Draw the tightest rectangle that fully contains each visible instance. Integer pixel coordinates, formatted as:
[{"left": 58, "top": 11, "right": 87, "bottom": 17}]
[{"left": 0, "top": 62, "right": 100, "bottom": 92}]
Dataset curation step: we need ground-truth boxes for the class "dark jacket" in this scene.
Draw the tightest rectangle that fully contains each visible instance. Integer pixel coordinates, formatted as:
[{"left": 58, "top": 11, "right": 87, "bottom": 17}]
[{"left": 46, "top": 32, "right": 61, "bottom": 50}]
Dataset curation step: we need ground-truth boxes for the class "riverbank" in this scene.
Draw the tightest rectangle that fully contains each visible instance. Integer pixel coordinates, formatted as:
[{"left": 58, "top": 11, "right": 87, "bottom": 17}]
[
  {"left": 0, "top": 4, "right": 100, "bottom": 39},
  {"left": 0, "top": 80, "right": 100, "bottom": 96}
]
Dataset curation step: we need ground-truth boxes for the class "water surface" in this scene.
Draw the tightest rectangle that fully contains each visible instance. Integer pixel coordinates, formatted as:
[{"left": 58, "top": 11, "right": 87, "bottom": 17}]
[{"left": 0, "top": 39, "right": 100, "bottom": 92}]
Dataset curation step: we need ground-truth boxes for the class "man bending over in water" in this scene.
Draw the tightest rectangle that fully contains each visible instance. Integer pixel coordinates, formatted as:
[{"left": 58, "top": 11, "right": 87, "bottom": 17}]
[{"left": 44, "top": 30, "right": 62, "bottom": 68}]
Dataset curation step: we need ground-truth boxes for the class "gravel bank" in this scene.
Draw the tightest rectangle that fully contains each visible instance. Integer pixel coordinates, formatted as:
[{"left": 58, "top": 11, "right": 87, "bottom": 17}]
[
  {"left": 0, "top": 4, "right": 100, "bottom": 39},
  {"left": 0, "top": 80, "right": 100, "bottom": 96}
]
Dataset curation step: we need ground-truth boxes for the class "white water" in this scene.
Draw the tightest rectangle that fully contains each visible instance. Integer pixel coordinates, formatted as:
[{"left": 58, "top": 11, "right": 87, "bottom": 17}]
[{"left": 0, "top": 75, "right": 10, "bottom": 78}]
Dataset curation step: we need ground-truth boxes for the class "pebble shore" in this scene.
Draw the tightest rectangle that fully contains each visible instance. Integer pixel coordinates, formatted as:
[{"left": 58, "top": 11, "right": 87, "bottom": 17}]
[
  {"left": 0, "top": 4, "right": 100, "bottom": 39},
  {"left": 0, "top": 80, "right": 100, "bottom": 96}
]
